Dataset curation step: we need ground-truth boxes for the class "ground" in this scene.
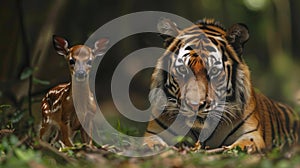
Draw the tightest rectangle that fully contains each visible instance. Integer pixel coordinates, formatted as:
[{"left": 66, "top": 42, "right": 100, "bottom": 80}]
[{"left": 0, "top": 130, "right": 299, "bottom": 168}]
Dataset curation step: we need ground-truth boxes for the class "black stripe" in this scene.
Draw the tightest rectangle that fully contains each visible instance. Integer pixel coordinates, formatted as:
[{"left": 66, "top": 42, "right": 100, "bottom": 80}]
[
  {"left": 205, "top": 46, "right": 217, "bottom": 52},
  {"left": 221, "top": 45, "right": 228, "bottom": 62},
  {"left": 209, "top": 37, "right": 218, "bottom": 46},
  {"left": 220, "top": 110, "right": 255, "bottom": 145},
  {"left": 186, "top": 25, "right": 223, "bottom": 36},
  {"left": 278, "top": 104, "right": 291, "bottom": 133},
  {"left": 205, "top": 31, "right": 223, "bottom": 36},
  {"left": 153, "top": 117, "right": 168, "bottom": 130},
  {"left": 271, "top": 101, "right": 283, "bottom": 146},
  {"left": 190, "top": 128, "right": 200, "bottom": 141},
  {"left": 258, "top": 96, "right": 266, "bottom": 143},
  {"left": 264, "top": 99, "right": 276, "bottom": 147},
  {"left": 226, "top": 62, "right": 237, "bottom": 102},
  {"left": 184, "top": 27, "right": 205, "bottom": 34},
  {"left": 153, "top": 117, "right": 178, "bottom": 136},
  {"left": 219, "top": 40, "right": 227, "bottom": 50},
  {"left": 226, "top": 65, "right": 231, "bottom": 92},
  {"left": 241, "top": 122, "right": 260, "bottom": 136},
  {"left": 274, "top": 102, "right": 290, "bottom": 145},
  {"left": 200, "top": 26, "right": 223, "bottom": 34},
  {"left": 184, "top": 36, "right": 201, "bottom": 44},
  {"left": 292, "top": 120, "right": 298, "bottom": 142},
  {"left": 146, "top": 130, "right": 158, "bottom": 135},
  {"left": 224, "top": 47, "right": 240, "bottom": 64}
]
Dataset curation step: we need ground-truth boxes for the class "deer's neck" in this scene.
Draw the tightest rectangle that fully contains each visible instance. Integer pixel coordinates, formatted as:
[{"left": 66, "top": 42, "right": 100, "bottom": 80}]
[
  {"left": 70, "top": 77, "right": 96, "bottom": 123},
  {"left": 71, "top": 78, "right": 93, "bottom": 103}
]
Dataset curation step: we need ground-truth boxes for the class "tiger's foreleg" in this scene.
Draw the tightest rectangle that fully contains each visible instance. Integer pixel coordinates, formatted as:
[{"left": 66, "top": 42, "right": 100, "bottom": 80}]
[
  {"left": 143, "top": 132, "right": 169, "bottom": 149},
  {"left": 223, "top": 131, "right": 266, "bottom": 154},
  {"left": 143, "top": 118, "right": 169, "bottom": 149}
]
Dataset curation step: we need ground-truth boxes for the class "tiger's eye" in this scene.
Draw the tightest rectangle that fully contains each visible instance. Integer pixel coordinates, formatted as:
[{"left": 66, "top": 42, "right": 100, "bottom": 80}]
[
  {"left": 178, "top": 66, "right": 187, "bottom": 74},
  {"left": 210, "top": 67, "right": 219, "bottom": 76}
]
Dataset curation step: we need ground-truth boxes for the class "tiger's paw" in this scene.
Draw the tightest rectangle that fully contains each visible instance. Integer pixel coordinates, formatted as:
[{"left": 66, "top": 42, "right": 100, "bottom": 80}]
[
  {"left": 224, "top": 139, "right": 259, "bottom": 154},
  {"left": 143, "top": 135, "right": 169, "bottom": 151}
]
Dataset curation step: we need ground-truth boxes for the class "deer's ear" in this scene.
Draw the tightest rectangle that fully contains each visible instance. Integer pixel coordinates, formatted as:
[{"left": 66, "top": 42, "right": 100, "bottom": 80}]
[
  {"left": 157, "top": 18, "right": 180, "bottom": 47},
  {"left": 53, "top": 35, "right": 69, "bottom": 57},
  {"left": 226, "top": 23, "right": 249, "bottom": 57},
  {"left": 93, "top": 38, "right": 109, "bottom": 57}
]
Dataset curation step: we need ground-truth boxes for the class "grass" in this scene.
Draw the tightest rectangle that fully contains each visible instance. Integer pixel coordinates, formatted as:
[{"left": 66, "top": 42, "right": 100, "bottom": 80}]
[
  {"left": 0, "top": 131, "right": 299, "bottom": 168},
  {"left": 1, "top": 105, "right": 299, "bottom": 168}
]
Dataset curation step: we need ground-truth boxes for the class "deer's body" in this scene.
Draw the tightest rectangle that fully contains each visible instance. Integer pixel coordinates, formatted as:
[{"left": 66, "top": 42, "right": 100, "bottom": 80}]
[
  {"left": 39, "top": 36, "right": 108, "bottom": 147},
  {"left": 40, "top": 82, "right": 78, "bottom": 146}
]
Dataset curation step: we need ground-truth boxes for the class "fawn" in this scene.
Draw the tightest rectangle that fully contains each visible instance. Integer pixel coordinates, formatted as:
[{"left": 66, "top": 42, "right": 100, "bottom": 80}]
[{"left": 39, "top": 35, "right": 109, "bottom": 147}]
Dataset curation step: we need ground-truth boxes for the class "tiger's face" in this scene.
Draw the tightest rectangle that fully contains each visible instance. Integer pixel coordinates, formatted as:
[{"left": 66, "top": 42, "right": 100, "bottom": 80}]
[
  {"left": 169, "top": 31, "right": 229, "bottom": 123},
  {"left": 151, "top": 18, "right": 251, "bottom": 131}
]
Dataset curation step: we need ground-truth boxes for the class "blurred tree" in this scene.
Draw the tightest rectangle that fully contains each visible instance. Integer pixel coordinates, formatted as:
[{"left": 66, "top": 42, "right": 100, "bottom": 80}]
[{"left": 0, "top": 0, "right": 299, "bottom": 131}]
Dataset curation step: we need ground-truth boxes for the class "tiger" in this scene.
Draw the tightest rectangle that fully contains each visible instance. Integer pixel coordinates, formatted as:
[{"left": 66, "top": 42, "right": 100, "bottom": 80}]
[{"left": 144, "top": 18, "right": 299, "bottom": 153}]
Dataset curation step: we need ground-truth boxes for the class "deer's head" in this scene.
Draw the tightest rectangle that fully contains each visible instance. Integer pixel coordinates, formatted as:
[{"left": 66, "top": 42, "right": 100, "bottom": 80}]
[{"left": 53, "top": 35, "right": 109, "bottom": 82}]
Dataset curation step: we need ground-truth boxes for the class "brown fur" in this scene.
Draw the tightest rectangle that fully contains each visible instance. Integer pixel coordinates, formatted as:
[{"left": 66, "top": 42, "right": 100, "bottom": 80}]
[
  {"left": 39, "top": 36, "right": 109, "bottom": 147},
  {"left": 145, "top": 19, "right": 299, "bottom": 153}
]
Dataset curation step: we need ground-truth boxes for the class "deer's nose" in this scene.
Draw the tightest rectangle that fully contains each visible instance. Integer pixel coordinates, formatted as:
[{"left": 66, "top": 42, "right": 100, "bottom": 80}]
[{"left": 74, "top": 70, "right": 87, "bottom": 81}]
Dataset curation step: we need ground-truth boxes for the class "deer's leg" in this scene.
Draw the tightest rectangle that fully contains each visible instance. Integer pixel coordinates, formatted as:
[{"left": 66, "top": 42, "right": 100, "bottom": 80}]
[
  {"left": 50, "top": 128, "right": 59, "bottom": 145},
  {"left": 39, "top": 124, "right": 48, "bottom": 141},
  {"left": 80, "top": 128, "right": 91, "bottom": 145},
  {"left": 80, "top": 112, "right": 95, "bottom": 148},
  {"left": 40, "top": 122, "right": 60, "bottom": 146},
  {"left": 58, "top": 121, "right": 73, "bottom": 147},
  {"left": 40, "top": 123, "right": 53, "bottom": 142}
]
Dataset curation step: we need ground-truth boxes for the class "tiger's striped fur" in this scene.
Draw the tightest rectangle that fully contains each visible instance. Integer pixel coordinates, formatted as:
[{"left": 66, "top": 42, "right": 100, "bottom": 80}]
[{"left": 144, "top": 18, "right": 299, "bottom": 153}]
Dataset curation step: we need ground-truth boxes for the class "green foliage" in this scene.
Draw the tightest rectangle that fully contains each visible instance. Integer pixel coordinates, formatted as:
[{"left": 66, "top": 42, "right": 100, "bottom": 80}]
[
  {"left": 0, "top": 104, "right": 11, "bottom": 110},
  {"left": 0, "top": 104, "right": 36, "bottom": 137},
  {"left": 0, "top": 104, "right": 13, "bottom": 129},
  {"left": 20, "top": 67, "right": 50, "bottom": 85},
  {"left": 20, "top": 67, "right": 34, "bottom": 80},
  {"left": 115, "top": 119, "right": 140, "bottom": 136},
  {"left": 0, "top": 135, "right": 42, "bottom": 167},
  {"left": 10, "top": 109, "right": 25, "bottom": 125},
  {"left": 33, "top": 77, "right": 50, "bottom": 85},
  {"left": 172, "top": 136, "right": 194, "bottom": 145},
  {"left": 59, "top": 143, "right": 87, "bottom": 157},
  {"left": 222, "top": 145, "right": 246, "bottom": 155},
  {"left": 0, "top": 133, "right": 300, "bottom": 168}
]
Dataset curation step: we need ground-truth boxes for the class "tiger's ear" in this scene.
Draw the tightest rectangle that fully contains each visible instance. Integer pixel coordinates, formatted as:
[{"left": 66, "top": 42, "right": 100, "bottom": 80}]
[
  {"left": 157, "top": 18, "right": 180, "bottom": 47},
  {"left": 53, "top": 35, "right": 69, "bottom": 57},
  {"left": 226, "top": 23, "right": 249, "bottom": 57}
]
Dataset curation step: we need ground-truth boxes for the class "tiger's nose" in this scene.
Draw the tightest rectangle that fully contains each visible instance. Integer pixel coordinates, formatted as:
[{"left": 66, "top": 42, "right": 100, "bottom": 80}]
[{"left": 186, "top": 100, "right": 207, "bottom": 112}]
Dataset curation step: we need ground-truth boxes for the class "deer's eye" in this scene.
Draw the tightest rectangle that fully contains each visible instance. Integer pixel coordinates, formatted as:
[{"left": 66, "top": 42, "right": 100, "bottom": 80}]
[
  {"left": 69, "top": 59, "right": 75, "bottom": 65},
  {"left": 86, "top": 60, "right": 92, "bottom": 66}
]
